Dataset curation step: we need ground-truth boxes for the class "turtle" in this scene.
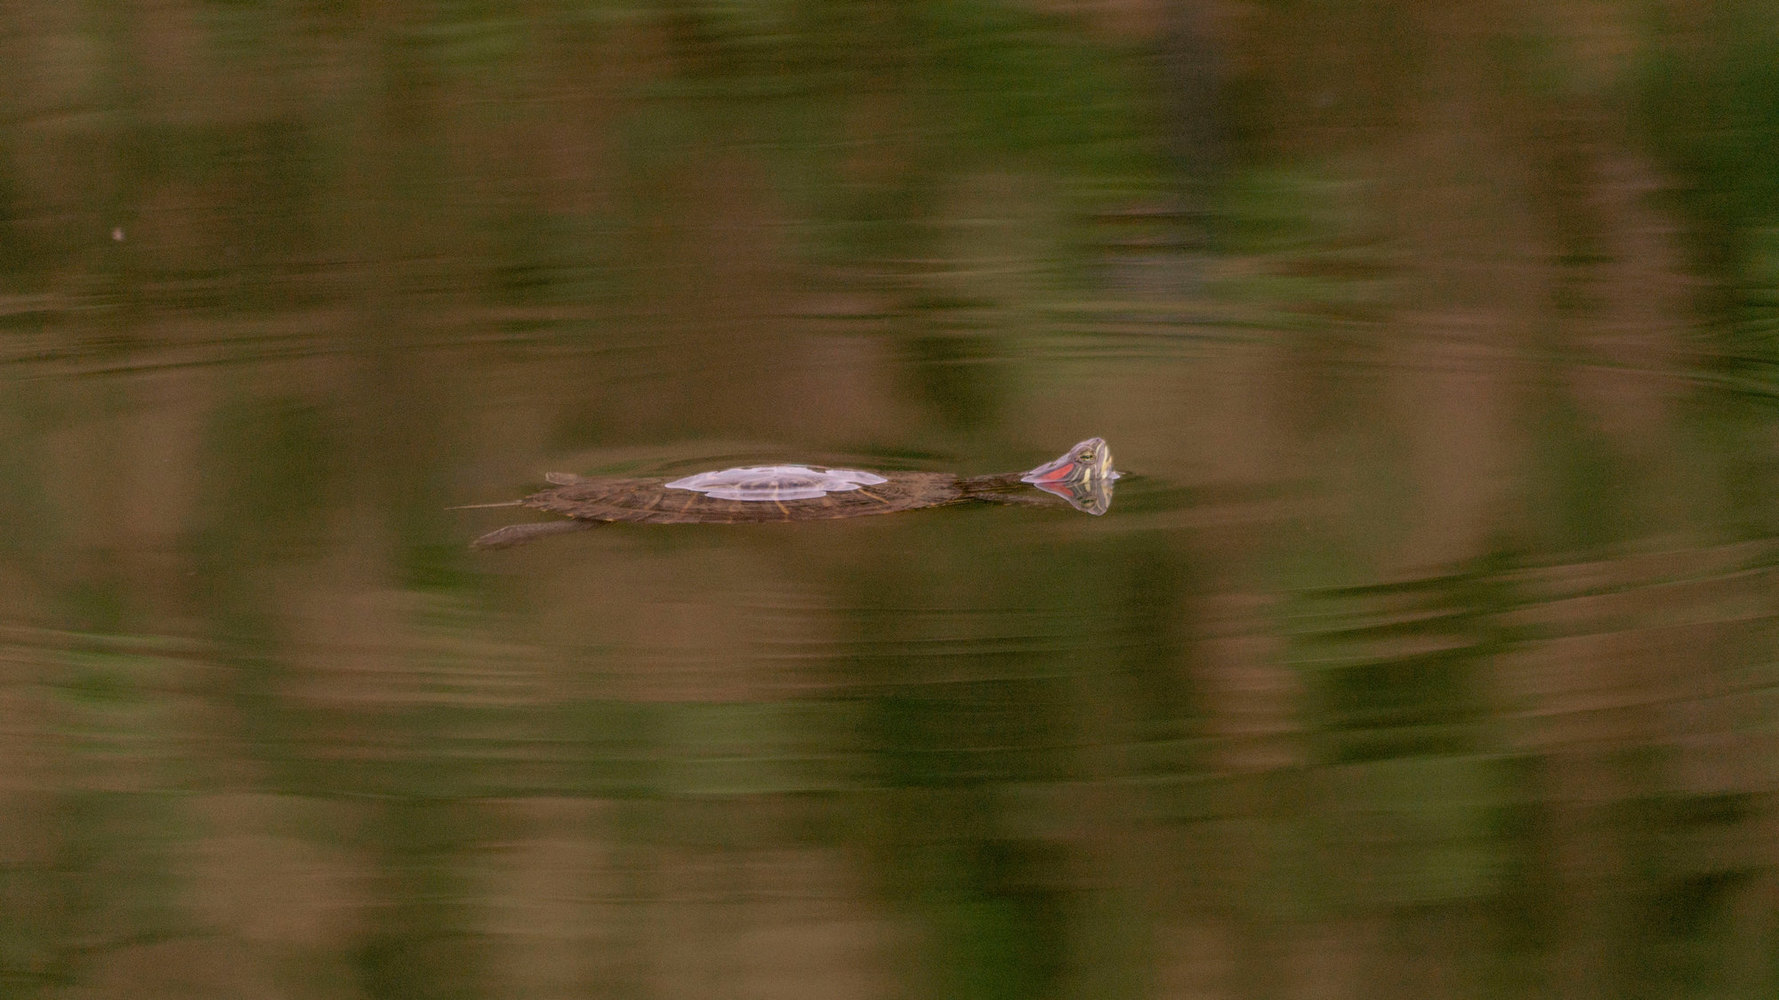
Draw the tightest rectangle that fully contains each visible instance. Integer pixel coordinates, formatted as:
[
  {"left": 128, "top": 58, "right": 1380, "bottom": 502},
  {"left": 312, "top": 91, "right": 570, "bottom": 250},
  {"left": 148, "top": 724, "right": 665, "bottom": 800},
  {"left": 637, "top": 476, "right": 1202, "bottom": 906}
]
[{"left": 462, "top": 437, "right": 1118, "bottom": 549}]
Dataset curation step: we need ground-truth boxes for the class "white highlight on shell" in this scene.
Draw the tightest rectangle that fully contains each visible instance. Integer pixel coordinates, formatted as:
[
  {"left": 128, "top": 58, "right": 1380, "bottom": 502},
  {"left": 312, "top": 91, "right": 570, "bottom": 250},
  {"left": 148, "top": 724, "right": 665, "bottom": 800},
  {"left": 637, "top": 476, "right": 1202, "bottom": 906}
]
[{"left": 664, "top": 465, "right": 888, "bottom": 502}]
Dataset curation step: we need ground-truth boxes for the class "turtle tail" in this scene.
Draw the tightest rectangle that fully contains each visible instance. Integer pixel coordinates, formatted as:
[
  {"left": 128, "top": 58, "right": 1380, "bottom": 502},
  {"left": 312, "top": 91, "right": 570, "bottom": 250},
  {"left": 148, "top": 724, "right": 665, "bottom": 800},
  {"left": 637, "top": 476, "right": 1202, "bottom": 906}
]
[{"left": 471, "top": 519, "right": 600, "bottom": 550}]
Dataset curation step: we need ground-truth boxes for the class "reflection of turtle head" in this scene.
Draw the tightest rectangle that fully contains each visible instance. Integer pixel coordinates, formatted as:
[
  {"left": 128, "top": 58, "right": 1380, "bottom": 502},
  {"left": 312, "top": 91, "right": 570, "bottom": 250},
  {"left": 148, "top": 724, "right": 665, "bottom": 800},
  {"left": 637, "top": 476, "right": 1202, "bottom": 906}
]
[{"left": 1019, "top": 437, "right": 1118, "bottom": 515}]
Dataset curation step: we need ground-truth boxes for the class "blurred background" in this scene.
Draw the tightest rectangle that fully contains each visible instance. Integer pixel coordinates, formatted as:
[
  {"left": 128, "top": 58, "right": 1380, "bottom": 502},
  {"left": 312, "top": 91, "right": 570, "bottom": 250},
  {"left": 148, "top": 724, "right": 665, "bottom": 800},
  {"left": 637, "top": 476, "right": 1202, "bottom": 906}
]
[{"left": 3, "top": 1, "right": 1779, "bottom": 997}]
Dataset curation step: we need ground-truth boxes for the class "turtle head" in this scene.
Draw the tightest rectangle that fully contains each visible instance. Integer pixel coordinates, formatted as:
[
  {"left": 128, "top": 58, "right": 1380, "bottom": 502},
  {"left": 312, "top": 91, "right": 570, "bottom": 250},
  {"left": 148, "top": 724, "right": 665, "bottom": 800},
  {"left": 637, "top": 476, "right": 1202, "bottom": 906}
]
[{"left": 1020, "top": 437, "right": 1119, "bottom": 515}]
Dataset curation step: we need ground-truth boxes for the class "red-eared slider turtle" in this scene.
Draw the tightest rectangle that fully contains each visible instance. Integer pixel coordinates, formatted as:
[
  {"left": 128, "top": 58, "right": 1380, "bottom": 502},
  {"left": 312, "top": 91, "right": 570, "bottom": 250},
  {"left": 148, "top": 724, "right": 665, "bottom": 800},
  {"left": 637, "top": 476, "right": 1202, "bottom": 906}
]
[{"left": 463, "top": 438, "right": 1118, "bottom": 549}]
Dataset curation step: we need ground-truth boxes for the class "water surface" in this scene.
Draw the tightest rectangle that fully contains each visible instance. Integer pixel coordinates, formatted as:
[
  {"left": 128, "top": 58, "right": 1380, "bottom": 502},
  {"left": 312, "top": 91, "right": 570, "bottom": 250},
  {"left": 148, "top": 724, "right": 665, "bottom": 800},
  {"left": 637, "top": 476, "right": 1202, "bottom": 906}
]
[{"left": 3, "top": 4, "right": 1778, "bottom": 998}]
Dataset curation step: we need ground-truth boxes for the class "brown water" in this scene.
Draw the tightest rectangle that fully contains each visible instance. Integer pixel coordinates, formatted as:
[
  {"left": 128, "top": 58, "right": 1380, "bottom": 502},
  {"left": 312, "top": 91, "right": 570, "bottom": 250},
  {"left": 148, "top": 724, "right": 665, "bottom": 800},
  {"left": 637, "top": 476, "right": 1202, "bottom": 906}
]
[{"left": 3, "top": 3, "right": 1778, "bottom": 998}]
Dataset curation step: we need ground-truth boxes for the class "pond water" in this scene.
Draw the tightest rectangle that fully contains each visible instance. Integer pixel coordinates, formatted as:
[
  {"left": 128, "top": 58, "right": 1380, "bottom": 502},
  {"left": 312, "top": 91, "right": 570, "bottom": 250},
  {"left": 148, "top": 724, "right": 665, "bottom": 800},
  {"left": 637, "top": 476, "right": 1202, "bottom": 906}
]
[{"left": 3, "top": 5, "right": 1779, "bottom": 999}]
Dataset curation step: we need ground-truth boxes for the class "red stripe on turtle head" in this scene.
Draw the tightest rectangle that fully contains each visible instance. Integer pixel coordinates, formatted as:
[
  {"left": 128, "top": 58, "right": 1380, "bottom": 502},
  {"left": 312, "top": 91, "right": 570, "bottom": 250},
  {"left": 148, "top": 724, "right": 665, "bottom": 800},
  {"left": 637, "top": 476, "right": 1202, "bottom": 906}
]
[{"left": 1027, "top": 460, "right": 1079, "bottom": 484}]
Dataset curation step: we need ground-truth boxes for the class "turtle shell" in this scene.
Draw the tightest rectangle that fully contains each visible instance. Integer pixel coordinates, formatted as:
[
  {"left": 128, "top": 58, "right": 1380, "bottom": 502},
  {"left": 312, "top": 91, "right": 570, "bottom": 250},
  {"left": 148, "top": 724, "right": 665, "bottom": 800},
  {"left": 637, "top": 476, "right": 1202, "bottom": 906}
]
[
  {"left": 662, "top": 465, "right": 889, "bottom": 501},
  {"left": 520, "top": 468, "right": 968, "bottom": 525}
]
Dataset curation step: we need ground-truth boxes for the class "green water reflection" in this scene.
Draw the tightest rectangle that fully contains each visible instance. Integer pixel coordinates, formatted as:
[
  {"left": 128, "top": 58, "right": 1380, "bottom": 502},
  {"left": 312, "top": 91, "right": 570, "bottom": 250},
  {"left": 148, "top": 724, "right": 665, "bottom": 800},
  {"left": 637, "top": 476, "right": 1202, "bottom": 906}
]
[{"left": 4, "top": 2, "right": 1779, "bottom": 999}]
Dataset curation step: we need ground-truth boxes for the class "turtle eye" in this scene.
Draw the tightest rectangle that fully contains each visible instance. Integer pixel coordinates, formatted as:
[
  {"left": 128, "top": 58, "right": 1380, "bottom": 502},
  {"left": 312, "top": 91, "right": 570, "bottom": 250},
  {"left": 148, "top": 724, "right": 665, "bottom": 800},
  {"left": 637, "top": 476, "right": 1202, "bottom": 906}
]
[{"left": 1078, "top": 450, "right": 1094, "bottom": 462}]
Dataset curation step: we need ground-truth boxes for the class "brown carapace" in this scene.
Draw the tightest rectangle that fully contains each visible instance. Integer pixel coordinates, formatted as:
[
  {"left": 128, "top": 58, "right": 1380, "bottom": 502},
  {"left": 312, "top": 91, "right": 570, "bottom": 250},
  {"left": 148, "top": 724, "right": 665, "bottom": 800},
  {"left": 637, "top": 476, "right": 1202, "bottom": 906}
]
[{"left": 464, "top": 438, "right": 1117, "bottom": 549}]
